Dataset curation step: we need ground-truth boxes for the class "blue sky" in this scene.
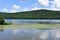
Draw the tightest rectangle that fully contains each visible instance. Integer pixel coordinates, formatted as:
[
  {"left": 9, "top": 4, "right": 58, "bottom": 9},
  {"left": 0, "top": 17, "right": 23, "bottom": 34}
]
[{"left": 0, "top": 0, "right": 60, "bottom": 12}]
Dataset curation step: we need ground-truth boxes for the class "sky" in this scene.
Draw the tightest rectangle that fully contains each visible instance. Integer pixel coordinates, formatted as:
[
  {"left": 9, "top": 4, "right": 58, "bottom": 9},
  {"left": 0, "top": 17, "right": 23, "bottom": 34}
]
[{"left": 0, "top": 0, "right": 60, "bottom": 12}]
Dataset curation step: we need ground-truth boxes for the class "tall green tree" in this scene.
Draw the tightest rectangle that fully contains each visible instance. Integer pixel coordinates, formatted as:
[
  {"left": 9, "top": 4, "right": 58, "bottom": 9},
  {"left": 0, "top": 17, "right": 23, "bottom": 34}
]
[{"left": 0, "top": 16, "right": 5, "bottom": 25}]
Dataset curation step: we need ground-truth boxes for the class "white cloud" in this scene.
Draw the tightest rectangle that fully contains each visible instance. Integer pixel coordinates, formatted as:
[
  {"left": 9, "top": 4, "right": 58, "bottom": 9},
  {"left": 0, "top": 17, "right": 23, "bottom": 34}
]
[
  {"left": 13, "top": 4, "right": 20, "bottom": 9},
  {"left": 2, "top": 8, "right": 8, "bottom": 12},
  {"left": 11, "top": 9, "right": 16, "bottom": 13},
  {"left": 32, "top": 7, "right": 40, "bottom": 10},
  {"left": 48, "top": 4, "right": 60, "bottom": 11},
  {"left": 11, "top": 4, "right": 20, "bottom": 13},
  {"left": 22, "top": 7, "right": 29, "bottom": 11},
  {"left": 37, "top": 0, "right": 60, "bottom": 11},
  {"left": 22, "top": 3, "right": 41, "bottom": 11},
  {"left": 47, "top": 0, "right": 60, "bottom": 11},
  {"left": 54, "top": 0, "right": 60, "bottom": 8},
  {"left": 2, "top": 8, "right": 7, "bottom": 11},
  {"left": 21, "top": 0, "right": 60, "bottom": 11},
  {"left": 31, "top": 3, "right": 41, "bottom": 10},
  {"left": 22, "top": 7, "right": 40, "bottom": 12},
  {"left": 2, "top": 0, "right": 60, "bottom": 12},
  {"left": 38, "top": 0, "right": 49, "bottom": 6},
  {"left": 32, "top": 3, "right": 38, "bottom": 7},
  {"left": 22, "top": 2, "right": 41, "bottom": 11}
]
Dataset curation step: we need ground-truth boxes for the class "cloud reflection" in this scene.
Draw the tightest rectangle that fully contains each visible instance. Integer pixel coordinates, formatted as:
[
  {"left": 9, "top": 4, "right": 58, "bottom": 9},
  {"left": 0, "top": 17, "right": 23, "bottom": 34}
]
[{"left": 0, "top": 28, "right": 60, "bottom": 40}]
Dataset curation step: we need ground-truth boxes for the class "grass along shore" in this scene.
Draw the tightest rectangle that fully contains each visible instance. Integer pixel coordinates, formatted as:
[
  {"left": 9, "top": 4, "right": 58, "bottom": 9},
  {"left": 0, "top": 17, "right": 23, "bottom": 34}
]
[{"left": 0, "top": 24, "right": 60, "bottom": 30}]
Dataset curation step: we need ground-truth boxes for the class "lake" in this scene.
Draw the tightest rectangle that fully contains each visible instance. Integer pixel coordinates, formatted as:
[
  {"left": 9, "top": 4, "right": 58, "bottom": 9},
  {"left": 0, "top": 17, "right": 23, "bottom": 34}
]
[
  {"left": 0, "top": 27, "right": 60, "bottom": 40},
  {"left": 0, "top": 19, "right": 60, "bottom": 40},
  {"left": 5, "top": 19, "right": 60, "bottom": 24}
]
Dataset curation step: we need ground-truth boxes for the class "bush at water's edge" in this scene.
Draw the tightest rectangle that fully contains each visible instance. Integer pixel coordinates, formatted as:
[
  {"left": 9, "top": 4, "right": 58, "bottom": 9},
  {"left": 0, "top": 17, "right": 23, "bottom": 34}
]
[{"left": 0, "top": 16, "right": 13, "bottom": 25}]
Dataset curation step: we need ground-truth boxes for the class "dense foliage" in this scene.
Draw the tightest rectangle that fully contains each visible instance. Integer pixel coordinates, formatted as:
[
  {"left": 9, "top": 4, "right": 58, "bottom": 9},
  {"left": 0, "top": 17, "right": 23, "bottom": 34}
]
[
  {"left": 0, "top": 10, "right": 60, "bottom": 19},
  {"left": 0, "top": 16, "right": 5, "bottom": 25},
  {"left": 0, "top": 16, "right": 13, "bottom": 25}
]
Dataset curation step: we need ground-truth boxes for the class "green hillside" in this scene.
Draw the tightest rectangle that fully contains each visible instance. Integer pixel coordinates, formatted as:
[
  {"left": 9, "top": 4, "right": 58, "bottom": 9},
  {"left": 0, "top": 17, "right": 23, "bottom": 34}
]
[{"left": 0, "top": 9, "right": 60, "bottom": 19}]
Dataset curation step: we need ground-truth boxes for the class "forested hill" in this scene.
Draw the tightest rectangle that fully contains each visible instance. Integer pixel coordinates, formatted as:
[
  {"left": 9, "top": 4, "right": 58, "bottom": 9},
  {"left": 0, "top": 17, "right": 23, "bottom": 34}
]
[{"left": 0, "top": 9, "right": 60, "bottom": 19}]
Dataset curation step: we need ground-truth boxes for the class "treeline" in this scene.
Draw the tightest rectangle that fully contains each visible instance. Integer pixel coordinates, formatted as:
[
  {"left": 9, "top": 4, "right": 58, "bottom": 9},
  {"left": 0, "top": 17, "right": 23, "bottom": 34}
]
[{"left": 0, "top": 9, "right": 60, "bottom": 19}]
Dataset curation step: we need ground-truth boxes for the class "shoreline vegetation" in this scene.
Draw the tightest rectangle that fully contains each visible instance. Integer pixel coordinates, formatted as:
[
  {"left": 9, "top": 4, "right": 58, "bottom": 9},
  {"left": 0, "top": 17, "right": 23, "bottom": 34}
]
[
  {"left": 0, "top": 9, "right": 60, "bottom": 25},
  {"left": 0, "top": 16, "right": 13, "bottom": 25}
]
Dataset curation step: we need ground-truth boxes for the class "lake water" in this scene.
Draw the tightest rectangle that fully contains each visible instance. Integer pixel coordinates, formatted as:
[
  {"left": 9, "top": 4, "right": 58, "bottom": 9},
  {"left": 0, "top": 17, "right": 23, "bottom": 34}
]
[
  {"left": 0, "top": 19, "right": 60, "bottom": 40},
  {"left": 5, "top": 19, "right": 60, "bottom": 24},
  {"left": 0, "top": 28, "right": 60, "bottom": 40}
]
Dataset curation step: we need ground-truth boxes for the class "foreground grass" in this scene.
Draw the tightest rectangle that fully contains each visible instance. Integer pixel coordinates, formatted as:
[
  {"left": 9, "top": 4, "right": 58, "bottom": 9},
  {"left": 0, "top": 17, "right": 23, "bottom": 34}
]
[{"left": 0, "top": 24, "right": 60, "bottom": 30}]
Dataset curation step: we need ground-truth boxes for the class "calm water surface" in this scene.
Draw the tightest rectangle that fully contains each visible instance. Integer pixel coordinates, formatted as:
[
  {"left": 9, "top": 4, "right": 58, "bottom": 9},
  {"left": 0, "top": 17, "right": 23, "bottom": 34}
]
[
  {"left": 0, "top": 27, "right": 60, "bottom": 40},
  {"left": 1, "top": 19, "right": 60, "bottom": 40},
  {"left": 5, "top": 19, "right": 60, "bottom": 24}
]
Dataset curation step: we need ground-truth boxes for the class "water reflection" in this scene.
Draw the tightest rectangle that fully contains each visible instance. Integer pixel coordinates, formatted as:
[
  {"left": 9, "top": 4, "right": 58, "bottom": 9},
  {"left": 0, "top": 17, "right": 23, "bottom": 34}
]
[
  {"left": 0, "top": 28, "right": 60, "bottom": 40},
  {"left": 5, "top": 19, "right": 60, "bottom": 24},
  {"left": 0, "top": 26, "right": 5, "bottom": 32}
]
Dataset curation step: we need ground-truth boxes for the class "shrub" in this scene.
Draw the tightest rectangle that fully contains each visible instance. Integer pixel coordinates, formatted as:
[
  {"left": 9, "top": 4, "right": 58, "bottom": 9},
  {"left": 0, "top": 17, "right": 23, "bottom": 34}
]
[{"left": 0, "top": 16, "right": 5, "bottom": 25}]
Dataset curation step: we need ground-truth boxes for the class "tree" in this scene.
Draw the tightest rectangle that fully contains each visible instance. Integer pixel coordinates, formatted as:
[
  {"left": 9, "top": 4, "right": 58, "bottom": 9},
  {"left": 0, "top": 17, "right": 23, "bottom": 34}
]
[{"left": 0, "top": 16, "right": 5, "bottom": 25}]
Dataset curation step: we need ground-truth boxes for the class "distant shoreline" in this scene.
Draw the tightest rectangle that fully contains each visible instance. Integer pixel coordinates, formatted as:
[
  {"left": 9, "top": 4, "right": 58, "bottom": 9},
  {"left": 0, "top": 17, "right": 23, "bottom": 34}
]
[{"left": 4, "top": 18, "right": 60, "bottom": 19}]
